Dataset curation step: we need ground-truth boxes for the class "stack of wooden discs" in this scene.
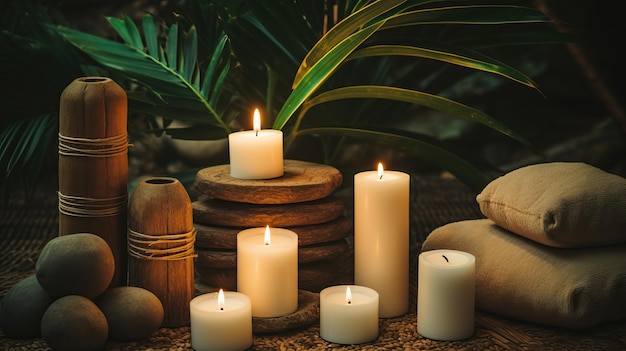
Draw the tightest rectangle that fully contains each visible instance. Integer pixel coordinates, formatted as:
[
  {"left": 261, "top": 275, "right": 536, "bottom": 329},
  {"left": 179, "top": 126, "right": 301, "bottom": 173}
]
[{"left": 192, "top": 159, "right": 352, "bottom": 292}]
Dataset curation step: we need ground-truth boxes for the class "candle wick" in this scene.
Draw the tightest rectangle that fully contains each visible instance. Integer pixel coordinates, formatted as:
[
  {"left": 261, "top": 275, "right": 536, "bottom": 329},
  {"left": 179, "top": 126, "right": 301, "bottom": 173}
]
[
  {"left": 256, "top": 130, "right": 258, "bottom": 137},
  {"left": 442, "top": 254, "right": 449, "bottom": 263},
  {"left": 347, "top": 300, "right": 351, "bottom": 304},
  {"left": 379, "top": 174, "right": 383, "bottom": 180},
  {"left": 220, "top": 307, "right": 224, "bottom": 311}
]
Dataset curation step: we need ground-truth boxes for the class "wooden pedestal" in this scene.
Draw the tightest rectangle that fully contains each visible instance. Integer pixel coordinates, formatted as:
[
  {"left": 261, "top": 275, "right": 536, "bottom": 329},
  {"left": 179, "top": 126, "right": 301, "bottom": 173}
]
[{"left": 193, "top": 159, "right": 352, "bottom": 292}]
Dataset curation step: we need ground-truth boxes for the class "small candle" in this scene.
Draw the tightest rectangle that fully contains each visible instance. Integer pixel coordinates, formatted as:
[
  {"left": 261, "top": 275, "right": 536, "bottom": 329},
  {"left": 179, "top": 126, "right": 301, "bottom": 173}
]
[
  {"left": 228, "top": 108, "right": 283, "bottom": 179},
  {"left": 354, "top": 163, "right": 410, "bottom": 317},
  {"left": 189, "top": 289, "right": 253, "bottom": 351},
  {"left": 417, "top": 249, "right": 475, "bottom": 341},
  {"left": 237, "top": 226, "right": 298, "bottom": 317},
  {"left": 320, "top": 285, "right": 379, "bottom": 344}
]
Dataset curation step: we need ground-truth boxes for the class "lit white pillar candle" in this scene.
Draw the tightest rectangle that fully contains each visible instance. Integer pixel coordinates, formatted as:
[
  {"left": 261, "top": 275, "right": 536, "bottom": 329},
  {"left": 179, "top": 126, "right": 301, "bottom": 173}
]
[
  {"left": 237, "top": 226, "right": 298, "bottom": 317},
  {"left": 354, "top": 163, "right": 410, "bottom": 318},
  {"left": 320, "top": 285, "right": 379, "bottom": 344},
  {"left": 417, "top": 249, "right": 475, "bottom": 341},
  {"left": 228, "top": 108, "right": 283, "bottom": 179},
  {"left": 189, "top": 289, "right": 253, "bottom": 351}
]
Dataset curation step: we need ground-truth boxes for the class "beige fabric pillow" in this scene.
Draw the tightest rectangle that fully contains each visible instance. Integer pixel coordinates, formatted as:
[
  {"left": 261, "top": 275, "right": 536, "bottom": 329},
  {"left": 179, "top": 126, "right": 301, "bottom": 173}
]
[
  {"left": 421, "top": 219, "right": 626, "bottom": 329},
  {"left": 476, "top": 162, "right": 626, "bottom": 248}
]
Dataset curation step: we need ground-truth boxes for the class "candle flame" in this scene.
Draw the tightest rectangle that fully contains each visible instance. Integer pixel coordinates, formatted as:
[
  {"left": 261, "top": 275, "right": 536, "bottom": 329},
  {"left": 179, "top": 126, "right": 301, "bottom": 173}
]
[
  {"left": 377, "top": 162, "right": 384, "bottom": 179},
  {"left": 253, "top": 108, "right": 261, "bottom": 135},
  {"left": 264, "top": 225, "right": 271, "bottom": 245},
  {"left": 346, "top": 286, "right": 352, "bottom": 304},
  {"left": 217, "top": 289, "right": 225, "bottom": 311}
]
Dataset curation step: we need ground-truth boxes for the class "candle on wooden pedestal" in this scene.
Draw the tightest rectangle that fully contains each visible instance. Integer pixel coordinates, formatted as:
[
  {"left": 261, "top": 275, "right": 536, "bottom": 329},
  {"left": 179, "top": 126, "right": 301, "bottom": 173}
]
[
  {"left": 237, "top": 226, "right": 298, "bottom": 317},
  {"left": 228, "top": 108, "right": 283, "bottom": 179},
  {"left": 354, "top": 163, "right": 410, "bottom": 318},
  {"left": 417, "top": 249, "right": 475, "bottom": 341},
  {"left": 320, "top": 285, "right": 379, "bottom": 344},
  {"left": 190, "top": 289, "right": 252, "bottom": 351}
]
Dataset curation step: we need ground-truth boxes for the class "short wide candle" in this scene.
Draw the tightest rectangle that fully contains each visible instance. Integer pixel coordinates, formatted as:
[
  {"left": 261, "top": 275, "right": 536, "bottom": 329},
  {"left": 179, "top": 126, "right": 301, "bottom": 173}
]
[
  {"left": 237, "top": 226, "right": 298, "bottom": 317},
  {"left": 228, "top": 108, "right": 283, "bottom": 179},
  {"left": 417, "top": 249, "right": 475, "bottom": 341},
  {"left": 354, "top": 163, "right": 410, "bottom": 318},
  {"left": 189, "top": 290, "right": 253, "bottom": 351},
  {"left": 320, "top": 285, "right": 379, "bottom": 344}
]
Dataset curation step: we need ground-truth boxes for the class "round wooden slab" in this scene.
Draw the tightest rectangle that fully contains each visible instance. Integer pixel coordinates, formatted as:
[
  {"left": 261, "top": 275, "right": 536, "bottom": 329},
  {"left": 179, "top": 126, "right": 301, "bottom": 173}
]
[
  {"left": 193, "top": 195, "right": 345, "bottom": 227},
  {"left": 194, "top": 215, "right": 353, "bottom": 249},
  {"left": 195, "top": 239, "right": 349, "bottom": 268},
  {"left": 252, "top": 290, "right": 319, "bottom": 333},
  {"left": 194, "top": 159, "right": 343, "bottom": 204},
  {"left": 195, "top": 255, "right": 348, "bottom": 293}
]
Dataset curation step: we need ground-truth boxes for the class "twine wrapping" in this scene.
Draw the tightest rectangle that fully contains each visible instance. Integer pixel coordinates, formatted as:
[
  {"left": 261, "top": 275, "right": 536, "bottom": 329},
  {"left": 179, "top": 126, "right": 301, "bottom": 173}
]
[
  {"left": 58, "top": 192, "right": 127, "bottom": 217},
  {"left": 58, "top": 133, "right": 130, "bottom": 157},
  {"left": 128, "top": 228, "right": 197, "bottom": 261}
]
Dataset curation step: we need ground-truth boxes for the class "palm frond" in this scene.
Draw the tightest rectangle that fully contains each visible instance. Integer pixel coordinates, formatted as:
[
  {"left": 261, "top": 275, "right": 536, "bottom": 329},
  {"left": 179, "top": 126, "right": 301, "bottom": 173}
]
[
  {"left": 49, "top": 13, "right": 234, "bottom": 135},
  {"left": 294, "top": 126, "right": 490, "bottom": 191},
  {"left": 289, "top": 85, "right": 537, "bottom": 150},
  {"left": 0, "top": 114, "right": 57, "bottom": 197}
]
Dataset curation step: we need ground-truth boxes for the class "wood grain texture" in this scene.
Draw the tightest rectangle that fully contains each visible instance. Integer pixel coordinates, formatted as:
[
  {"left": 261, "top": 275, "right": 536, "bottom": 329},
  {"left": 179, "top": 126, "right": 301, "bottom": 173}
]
[
  {"left": 196, "top": 255, "right": 349, "bottom": 293},
  {"left": 128, "top": 177, "right": 194, "bottom": 327},
  {"left": 192, "top": 195, "right": 345, "bottom": 227},
  {"left": 58, "top": 77, "right": 128, "bottom": 288},
  {"left": 193, "top": 159, "right": 343, "bottom": 204},
  {"left": 194, "top": 215, "right": 353, "bottom": 249},
  {"left": 252, "top": 290, "right": 319, "bottom": 334},
  {"left": 195, "top": 239, "right": 349, "bottom": 268}
]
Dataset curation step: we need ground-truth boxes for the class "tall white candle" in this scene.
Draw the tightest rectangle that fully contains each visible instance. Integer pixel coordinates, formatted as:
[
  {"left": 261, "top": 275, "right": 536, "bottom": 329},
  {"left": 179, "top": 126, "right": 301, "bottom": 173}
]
[
  {"left": 189, "top": 289, "right": 253, "bottom": 351},
  {"left": 237, "top": 226, "right": 298, "bottom": 317},
  {"left": 417, "top": 249, "right": 475, "bottom": 341},
  {"left": 320, "top": 285, "right": 379, "bottom": 344},
  {"left": 354, "top": 163, "right": 410, "bottom": 318},
  {"left": 228, "top": 108, "right": 283, "bottom": 179}
]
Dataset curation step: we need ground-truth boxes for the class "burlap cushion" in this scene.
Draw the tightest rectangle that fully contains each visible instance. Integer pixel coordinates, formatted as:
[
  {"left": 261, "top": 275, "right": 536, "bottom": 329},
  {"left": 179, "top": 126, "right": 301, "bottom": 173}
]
[
  {"left": 476, "top": 162, "right": 626, "bottom": 248},
  {"left": 421, "top": 219, "right": 626, "bottom": 329}
]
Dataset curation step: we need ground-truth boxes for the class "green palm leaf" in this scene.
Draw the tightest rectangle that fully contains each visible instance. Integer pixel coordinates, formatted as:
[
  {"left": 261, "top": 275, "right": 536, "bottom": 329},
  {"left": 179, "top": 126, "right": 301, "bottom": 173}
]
[
  {"left": 295, "top": 127, "right": 490, "bottom": 191},
  {"left": 348, "top": 44, "right": 541, "bottom": 90},
  {"left": 0, "top": 114, "right": 57, "bottom": 194},
  {"left": 292, "top": 85, "right": 537, "bottom": 151},
  {"left": 48, "top": 13, "right": 231, "bottom": 132},
  {"left": 273, "top": 21, "right": 384, "bottom": 130},
  {"left": 293, "top": 0, "right": 407, "bottom": 87},
  {"left": 381, "top": 5, "right": 551, "bottom": 29}
]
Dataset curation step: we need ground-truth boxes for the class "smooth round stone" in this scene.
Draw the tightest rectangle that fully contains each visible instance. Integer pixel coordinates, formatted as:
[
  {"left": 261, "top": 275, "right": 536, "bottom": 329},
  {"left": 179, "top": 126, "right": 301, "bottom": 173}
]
[
  {"left": 41, "top": 295, "right": 108, "bottom": 351},
  {"left": 36, "top": 233, "right": 115, "bottom": 299},
  {"left": 96, "top": 286, "right": 164, "bottom": 341},
  {"left": 0, "top": 274, "right": 54, "bottom": 339}
]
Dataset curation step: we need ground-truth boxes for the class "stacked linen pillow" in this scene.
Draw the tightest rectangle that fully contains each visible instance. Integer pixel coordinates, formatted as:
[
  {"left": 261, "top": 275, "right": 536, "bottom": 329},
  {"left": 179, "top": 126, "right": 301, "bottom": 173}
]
[{"left": 422, "top": 162, "right": 626, "bottom": 329}]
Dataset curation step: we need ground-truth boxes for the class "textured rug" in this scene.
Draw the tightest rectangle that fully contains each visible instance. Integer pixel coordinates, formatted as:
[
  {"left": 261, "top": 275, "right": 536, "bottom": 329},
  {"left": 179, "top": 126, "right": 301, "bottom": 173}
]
[{"left": 2, "top": 174, "right": 625, "bottom": 350}]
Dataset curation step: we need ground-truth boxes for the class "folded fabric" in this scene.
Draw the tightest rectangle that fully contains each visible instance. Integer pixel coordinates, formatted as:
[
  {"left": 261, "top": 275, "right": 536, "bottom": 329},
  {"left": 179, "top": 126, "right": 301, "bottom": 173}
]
[
  {"left": 421, "top": 219, "right": 626, "bottom": 329},
  {"left": 476, "top": 162, "right": 626, "bottom": 248}
]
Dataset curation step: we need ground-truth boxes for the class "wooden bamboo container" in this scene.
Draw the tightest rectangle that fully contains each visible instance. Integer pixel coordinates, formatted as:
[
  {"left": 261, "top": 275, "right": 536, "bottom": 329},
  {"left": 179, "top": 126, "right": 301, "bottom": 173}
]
[
  {"left": 128, "top": 177, "right": 195, "bottom": 327},
  {"left": 58, "top": 77, "right": 128, "bottom": 288}
]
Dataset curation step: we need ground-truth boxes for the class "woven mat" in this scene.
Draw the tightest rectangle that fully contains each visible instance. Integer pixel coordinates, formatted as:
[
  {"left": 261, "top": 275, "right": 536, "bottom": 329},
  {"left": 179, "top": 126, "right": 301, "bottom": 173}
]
[{"left": 2, "top": 174, "right": 625, "bottom": 350}]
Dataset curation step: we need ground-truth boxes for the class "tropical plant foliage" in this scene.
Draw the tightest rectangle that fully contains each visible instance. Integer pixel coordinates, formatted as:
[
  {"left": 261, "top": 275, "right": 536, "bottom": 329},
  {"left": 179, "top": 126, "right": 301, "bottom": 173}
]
[{"left": 0, "top": 0, "right": 572, "bottom": 196}]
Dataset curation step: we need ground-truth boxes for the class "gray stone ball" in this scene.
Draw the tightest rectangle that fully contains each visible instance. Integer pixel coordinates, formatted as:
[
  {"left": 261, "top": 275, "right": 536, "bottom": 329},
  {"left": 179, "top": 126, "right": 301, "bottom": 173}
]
[
  {"left": 35, "top": 233, "right": 114, "bottom": 299},
  {"left": 41, "top": 295, "right": 108, "bottom": 351},
  {"left": 96, "top": 286, "right": 164, "bottom": 341},
  {"left": 0, "top": 274, "right": 54, "bottom": 339}
]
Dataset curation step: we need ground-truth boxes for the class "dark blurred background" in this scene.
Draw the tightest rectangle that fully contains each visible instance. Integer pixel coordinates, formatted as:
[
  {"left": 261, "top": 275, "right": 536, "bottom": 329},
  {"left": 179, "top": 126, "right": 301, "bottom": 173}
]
[{"left": 1, "top": 0, "right": 624, "bottom": 195}]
